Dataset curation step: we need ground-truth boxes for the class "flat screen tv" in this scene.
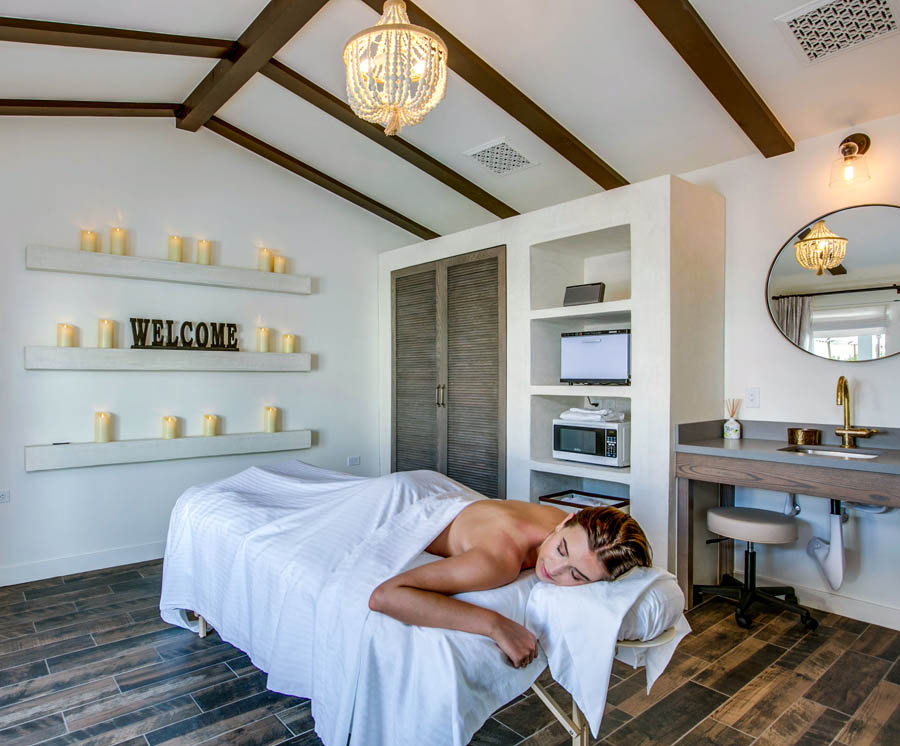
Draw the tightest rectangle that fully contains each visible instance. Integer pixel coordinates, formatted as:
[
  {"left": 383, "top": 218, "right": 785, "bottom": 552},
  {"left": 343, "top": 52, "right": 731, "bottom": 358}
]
[{"left": 560, "top": 329, "right": 631, "bottom": 385}]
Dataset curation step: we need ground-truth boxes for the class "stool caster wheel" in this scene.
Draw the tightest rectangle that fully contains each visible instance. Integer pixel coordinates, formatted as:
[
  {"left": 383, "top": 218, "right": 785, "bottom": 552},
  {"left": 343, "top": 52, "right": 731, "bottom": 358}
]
[
  {"left": 785, "top": 593, "right": 799, "bottom": 605},
  {"left": 801, "top": 614, "right": 818, "bottom": 631},
  {"left": 735, "top": 613, "right": 753, "bottom": 629}
]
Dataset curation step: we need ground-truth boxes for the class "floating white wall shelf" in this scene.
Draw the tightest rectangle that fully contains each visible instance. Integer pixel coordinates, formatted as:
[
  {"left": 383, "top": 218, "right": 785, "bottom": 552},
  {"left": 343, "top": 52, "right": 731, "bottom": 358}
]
[
  {"left": 25, "top": 430, "right": 313, "bottom": 472},
  {"left": 24, "top": 347, "right": 312, "bottom": 372},
  {"left": 25, "top": 245, "right": 312, "bottom": 295}
]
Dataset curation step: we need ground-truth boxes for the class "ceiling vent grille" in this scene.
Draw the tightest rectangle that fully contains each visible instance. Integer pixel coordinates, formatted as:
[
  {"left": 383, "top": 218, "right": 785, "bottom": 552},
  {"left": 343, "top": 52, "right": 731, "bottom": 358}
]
[
  {"left": 780, "top": 0, "right": 898, "bottom": 62},
  {"left": 466, "top": 139, "right": 534, "bottom": 175}
]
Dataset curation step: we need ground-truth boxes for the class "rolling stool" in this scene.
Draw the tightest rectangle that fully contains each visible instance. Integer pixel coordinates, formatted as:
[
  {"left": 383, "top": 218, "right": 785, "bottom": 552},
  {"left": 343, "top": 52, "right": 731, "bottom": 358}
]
[{"left": 693, "top": 507, "right": 818, "bottom": 631}]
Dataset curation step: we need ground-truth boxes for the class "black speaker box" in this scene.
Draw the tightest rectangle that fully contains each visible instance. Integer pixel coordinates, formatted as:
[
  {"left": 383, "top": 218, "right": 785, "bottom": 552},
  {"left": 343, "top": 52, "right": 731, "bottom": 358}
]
[{"left": 563, "top": 282, "right": 606, "bottom": 306}]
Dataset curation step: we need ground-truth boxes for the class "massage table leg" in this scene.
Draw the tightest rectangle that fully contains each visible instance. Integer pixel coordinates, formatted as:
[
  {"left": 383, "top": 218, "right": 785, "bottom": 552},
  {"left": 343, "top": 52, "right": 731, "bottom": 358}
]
[
  {"left": 198, "top": 614, "right": 209, "bottom": 638},
  {"left": 530, "top": 680, "right": 589, "bottom": 746}
]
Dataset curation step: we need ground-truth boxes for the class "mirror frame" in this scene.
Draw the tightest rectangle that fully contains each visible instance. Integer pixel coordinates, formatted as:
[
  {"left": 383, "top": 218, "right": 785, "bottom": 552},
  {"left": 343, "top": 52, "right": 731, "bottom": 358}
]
[{"left": 765, "top": 202, "right": 900, "bottom": 363}]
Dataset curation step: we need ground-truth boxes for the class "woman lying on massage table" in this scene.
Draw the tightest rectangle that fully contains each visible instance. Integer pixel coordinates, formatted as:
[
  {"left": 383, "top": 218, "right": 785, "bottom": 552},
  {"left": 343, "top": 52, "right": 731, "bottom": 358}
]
[{"left": 369, "top": 502, "right": 652, "bottom": 669}]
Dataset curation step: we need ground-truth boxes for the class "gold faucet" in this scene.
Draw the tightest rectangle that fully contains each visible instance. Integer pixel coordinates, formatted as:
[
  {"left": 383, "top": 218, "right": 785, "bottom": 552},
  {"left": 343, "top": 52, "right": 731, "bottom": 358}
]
[{"left": 835, "top": 376, "right": 878, "bottom": 448}]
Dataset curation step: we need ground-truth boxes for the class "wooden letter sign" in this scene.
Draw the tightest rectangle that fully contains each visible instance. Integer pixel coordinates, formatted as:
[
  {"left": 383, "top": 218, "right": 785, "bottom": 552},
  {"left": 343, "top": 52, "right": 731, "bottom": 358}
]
[{"left": 130, "top": 318, "right": 240, "bottom": 351}]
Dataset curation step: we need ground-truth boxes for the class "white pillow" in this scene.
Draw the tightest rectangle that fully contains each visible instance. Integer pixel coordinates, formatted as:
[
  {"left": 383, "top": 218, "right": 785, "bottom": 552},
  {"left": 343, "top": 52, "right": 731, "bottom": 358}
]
[{"left": 618, "top": 575, "right": 685, "bottom": 641}]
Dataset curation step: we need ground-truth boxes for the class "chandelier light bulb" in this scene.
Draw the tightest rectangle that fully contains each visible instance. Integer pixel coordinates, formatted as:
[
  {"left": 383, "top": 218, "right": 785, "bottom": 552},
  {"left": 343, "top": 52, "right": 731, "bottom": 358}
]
[{"left": 794, "top": 220, "right": 848, "bottom": 275}]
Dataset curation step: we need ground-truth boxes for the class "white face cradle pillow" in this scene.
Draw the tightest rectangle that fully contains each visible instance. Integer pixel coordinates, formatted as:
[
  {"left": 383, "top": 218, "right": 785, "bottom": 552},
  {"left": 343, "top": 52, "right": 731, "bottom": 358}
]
[{"left": 526, "top": 567, "right": 690, "bottom": 736}]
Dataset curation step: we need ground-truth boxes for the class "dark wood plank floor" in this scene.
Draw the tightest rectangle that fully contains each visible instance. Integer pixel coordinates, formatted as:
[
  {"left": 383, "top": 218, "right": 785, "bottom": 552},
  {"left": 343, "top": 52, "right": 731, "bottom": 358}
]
[{"left": 1, "top": 560, "right": 898, "bottom": 746}]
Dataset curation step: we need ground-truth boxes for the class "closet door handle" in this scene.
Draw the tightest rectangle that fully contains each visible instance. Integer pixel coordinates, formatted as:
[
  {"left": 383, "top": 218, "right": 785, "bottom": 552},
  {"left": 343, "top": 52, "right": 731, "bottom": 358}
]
[
  {"left": 439, "top": 384, "right": 446, "bottom": 407},
  {"left": 435, "top": 385, "right": 441, "bottom": 406}
]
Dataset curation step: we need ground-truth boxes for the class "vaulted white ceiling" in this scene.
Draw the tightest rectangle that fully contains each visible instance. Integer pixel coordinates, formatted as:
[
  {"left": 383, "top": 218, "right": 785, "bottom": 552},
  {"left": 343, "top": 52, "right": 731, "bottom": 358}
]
[{"left": 1, "top": 0, "right": 898, "bottom": 239}]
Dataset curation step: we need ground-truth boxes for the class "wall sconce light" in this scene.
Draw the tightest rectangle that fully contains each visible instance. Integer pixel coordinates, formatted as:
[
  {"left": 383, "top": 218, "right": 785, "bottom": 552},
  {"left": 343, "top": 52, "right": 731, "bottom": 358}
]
[{"left": 829, "top": 133, "right": 871, "bottom": 188}]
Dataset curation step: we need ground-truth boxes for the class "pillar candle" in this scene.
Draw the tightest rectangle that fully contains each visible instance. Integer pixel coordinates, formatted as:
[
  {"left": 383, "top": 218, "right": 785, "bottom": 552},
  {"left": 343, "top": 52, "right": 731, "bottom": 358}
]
[
  {"left": 109, "top": 227, "right": 126, "bottom": 255},
  {"left": 258, "top": 247, "right": 273, "bottom": 272},
  {"left": 57, "top": 323, "right": 75, "bottom": 347},
  {"left": 98, "top": 319, "right": 114, "bottom": 348},
  {"left": 162, "top": 416, "right": 178, "bottom": 439},
  {"left": 94, "top": 412, "right": 112, "bottom": 443},
  {"left": 197, "top": 239, "right": 211, "bottom": 265},
  {"left": 202, "top": 414, "right": 218, "bottom": 436},
  {"left": 168, "top": 235, "right": 183, "bottom": 262},
  {"left": 281, "top": 334, "right": 295, "bottom": 353},
  {"left": 263, "top": 406, "right": 279, "bottom": 433},
  {"left": 80, "top": 230, "right": 98, "bottom": 252},
  {"left": 257, "top": 327, "right": 270, "bottom": 352},
  {"left": 273, "top": 255, "right": 286, "bottom": 274}
]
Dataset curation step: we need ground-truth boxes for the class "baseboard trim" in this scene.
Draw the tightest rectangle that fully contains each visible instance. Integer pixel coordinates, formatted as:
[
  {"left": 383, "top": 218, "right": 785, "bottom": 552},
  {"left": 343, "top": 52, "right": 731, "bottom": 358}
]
[
  {"left": 744, "top": 572, "right": 900, "bottom": 631},
  {"left": 0, "top": 541, "right": 166, "bottom": 586}
]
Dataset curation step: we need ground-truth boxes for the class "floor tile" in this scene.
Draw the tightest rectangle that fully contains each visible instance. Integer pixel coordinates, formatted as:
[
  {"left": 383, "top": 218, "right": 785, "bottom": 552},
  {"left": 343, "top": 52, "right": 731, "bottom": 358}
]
[
  {"left": 680, "top": 613, "right": 776, "bottom": 664},
  {"left": 115, "top": 645, "right": 240, "bottom": 692},
  {"left": 676, "top": 717, "right": 754, "bottom": 745},
  {"left": 605, "top": 681, "right": 726, "bottom": 746},
  {"left": 47, "top": 627, "right": 192, "bottom": 673},
  {"left": 804, "top": 649, "right": 891, "bottom": 716},
  {"left": 835, "top": 680, "right": 900, "bottom": 745},
  {"left": 24, "top": 572, "right": 142, "bottom": 600},
  {"left": 197, "top": 715, "right": 292, "bottom": 746},
  {"left": 693, "top": 637, "right": 785, "bottom": 696},
  {"left": 0, "top": 677, "right": 119, "bottom": 730},
  {"left": 277, "top": 701, "right": 313, "bottom": 736},
  {"left": 607, "top": 650, "right": 709, "bottom": 716},
  {"left": 467, "top": 717, "right": 521, "bottom": 746},
  {"left": 0, "top": 634, "right": 95, "bottom": 673},
  {"left": 851, "top": 624, "right": 900, "bottom": 663},
  {"left": 0, "top": 659, "right": 48, "bottom": 690},
  {"left": 0, "top": 713, "right": 67, "bottom": 746},
  {"left": 753, "top": 697, "right": 848, "bottom": 745}
]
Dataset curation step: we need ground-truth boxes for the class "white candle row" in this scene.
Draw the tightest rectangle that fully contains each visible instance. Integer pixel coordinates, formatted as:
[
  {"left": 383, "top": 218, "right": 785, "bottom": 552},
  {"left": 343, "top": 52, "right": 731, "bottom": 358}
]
[
  {"left": 92, "top": 409, "right": 280, "bottom": 442},
  {"left": 80, "top": 230, "right": 292, "bottom": 272},
  {"left": 55, "top": 322, "right": 298, "bottom": 352}
]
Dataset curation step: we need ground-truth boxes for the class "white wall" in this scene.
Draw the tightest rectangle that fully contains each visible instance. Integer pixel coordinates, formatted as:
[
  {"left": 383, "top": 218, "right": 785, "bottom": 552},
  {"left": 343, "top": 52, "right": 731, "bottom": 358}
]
[
  {"left": 683, "top": 112, "right": 900, "bottom": 627},
  {"left": 0, "top": 118, "right": 411, "bottom": 584}
]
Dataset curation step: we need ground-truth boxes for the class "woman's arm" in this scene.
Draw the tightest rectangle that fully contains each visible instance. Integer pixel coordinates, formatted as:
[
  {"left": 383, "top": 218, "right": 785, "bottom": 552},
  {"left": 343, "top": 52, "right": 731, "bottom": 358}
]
[{"left": 368, "top": 547, "right": 539, "bottom": 667}]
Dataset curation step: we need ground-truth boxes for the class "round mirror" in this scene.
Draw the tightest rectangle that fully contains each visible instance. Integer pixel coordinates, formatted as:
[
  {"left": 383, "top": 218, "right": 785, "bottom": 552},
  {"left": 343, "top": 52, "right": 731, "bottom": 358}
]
[{"left": 767, "top": 204, "right": 900, "bottom": 362}]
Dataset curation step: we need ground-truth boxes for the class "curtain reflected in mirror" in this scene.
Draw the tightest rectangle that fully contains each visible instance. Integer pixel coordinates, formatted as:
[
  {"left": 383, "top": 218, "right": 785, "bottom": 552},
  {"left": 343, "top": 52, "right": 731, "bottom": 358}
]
[{"left": 767, "top": 205, "right": 900, "bottom": 362}]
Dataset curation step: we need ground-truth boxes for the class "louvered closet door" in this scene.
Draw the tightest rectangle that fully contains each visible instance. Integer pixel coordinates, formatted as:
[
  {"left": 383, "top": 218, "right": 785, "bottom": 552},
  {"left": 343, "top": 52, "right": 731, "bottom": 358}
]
[
  {"left": 444, "top": 250, "right": 506, "bottom": 498},
  {"left": 393, "top": 268, "right": 439, "bottom": 472}
]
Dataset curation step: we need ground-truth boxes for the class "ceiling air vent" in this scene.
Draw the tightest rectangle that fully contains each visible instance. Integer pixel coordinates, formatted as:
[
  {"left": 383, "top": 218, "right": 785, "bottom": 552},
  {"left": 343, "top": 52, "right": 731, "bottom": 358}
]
[
  {"left": 778, "top": 0, "right": 898, "bottom": 62},
  {"left": 465, "top": 139, "right": 535, "bottom": 176}
]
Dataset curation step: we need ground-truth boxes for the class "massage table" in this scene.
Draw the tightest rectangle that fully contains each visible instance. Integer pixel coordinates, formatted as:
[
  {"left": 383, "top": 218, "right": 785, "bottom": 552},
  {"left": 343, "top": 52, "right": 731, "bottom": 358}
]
[{"left": 161, "top": 461, "right": 688, "bottom": 746}]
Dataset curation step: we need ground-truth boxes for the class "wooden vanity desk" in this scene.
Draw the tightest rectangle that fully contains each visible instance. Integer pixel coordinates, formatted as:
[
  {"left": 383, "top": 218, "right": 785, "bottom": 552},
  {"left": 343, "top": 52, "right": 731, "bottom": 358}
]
[{"left": 675, "top": 421, "right": 900, "bottom": 608}]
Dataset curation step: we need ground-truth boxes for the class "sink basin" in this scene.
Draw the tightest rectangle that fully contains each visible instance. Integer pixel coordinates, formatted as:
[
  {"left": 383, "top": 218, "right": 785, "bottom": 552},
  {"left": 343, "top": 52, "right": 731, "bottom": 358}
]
[{"left": 779, "top": 445, "right": 880, "bottom": 460}]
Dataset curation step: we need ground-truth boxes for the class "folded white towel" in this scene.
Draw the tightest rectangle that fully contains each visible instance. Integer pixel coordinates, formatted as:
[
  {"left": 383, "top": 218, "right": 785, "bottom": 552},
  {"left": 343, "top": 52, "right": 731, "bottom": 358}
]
[{"left": 559, "top": 408, "right": 625, "bottom": 422}]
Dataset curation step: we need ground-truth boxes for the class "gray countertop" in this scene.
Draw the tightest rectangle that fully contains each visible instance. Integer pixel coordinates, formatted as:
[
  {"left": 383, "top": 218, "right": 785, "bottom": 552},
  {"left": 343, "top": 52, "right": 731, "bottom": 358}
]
[{"left": 676, "top": 421, "right": 900, "bottom": 476}]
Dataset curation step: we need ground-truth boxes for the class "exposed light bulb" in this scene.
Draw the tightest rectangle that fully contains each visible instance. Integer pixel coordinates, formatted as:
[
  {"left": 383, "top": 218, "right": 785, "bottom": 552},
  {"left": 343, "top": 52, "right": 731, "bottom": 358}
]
[{"left": 843, "top": 163, "right": 855, "bottom": 182}]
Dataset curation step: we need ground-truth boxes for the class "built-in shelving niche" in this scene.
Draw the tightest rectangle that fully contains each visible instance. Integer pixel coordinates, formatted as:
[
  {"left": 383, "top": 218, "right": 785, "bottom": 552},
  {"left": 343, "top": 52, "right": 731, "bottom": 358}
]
[{"left": 529, "top": 224, "right": 632, "bottom": 311}]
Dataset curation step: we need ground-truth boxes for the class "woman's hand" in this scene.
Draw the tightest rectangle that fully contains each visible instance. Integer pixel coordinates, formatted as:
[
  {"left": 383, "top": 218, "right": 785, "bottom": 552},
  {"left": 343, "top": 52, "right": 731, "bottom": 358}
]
[{"left": 491, "top": 616, "right": 539, "bottom": 668}]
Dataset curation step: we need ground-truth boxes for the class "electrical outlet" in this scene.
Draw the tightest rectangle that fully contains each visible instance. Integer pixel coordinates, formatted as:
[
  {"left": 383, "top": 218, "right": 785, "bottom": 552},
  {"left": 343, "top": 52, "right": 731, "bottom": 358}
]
[
  {"left": 745, "top": 387, "right": 760, "bottom": 408},
  {"left": 346, "top": 456, "right": 361, "bottom": 467},
  {"left": 0, "top": 489, "right": 9, "bottom": 504}
]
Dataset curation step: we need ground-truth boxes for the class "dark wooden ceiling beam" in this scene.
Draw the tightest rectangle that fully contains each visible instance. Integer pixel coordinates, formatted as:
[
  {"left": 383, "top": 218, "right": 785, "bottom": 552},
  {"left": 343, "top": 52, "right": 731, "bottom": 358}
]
[
  {"left": 261, "top": 60, "right": 518, "bottom": 220},
  {"left": 0, "top": 100, "right": 179, "bottom": 117},
  {"left": 0, "top": 17, "right": 232, "bottom": 58},
  {"left": 359, "top": 0, "right": 628, "bottom": 190},
  {"left": 633, "top": 0, "right": 794, "bottom": 157},
  {"left": 177, "top": 0, "right": 329, "bottom": 132},
  {"left": 204, "top": 117, "right": 439, "bottom": 240}
]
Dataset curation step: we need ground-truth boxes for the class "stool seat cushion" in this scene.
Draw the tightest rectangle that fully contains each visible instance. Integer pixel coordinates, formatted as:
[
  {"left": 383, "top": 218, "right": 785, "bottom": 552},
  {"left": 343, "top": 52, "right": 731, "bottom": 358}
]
[{"left": 707, "top": 507, "right": 798, "bottom": 544}]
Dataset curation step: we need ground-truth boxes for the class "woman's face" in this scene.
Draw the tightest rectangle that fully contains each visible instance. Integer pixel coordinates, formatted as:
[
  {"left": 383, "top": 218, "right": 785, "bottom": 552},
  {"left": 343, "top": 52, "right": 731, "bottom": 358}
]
[{"left": 535, "top": 516, "right": 607, "bottom": 586}]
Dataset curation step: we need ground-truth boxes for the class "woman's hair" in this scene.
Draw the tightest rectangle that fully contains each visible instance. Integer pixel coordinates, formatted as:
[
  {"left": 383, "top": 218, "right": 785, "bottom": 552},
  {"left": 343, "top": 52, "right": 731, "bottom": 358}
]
[{"left": 571, "top": 507, "right": 652, "bottom": 579}]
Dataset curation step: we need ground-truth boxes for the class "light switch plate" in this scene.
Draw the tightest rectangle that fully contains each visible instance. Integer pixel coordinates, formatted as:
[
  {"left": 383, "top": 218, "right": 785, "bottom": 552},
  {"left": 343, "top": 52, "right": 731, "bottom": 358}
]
[{"left": 346, "top": 456, "right": 361, "bottom": 467}]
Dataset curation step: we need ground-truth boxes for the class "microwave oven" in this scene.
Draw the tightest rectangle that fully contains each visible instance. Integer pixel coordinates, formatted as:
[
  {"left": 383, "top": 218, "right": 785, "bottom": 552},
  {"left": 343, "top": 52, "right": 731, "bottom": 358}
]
[{"left": 551, "top": 420, "right": 630, "bottom": 467}]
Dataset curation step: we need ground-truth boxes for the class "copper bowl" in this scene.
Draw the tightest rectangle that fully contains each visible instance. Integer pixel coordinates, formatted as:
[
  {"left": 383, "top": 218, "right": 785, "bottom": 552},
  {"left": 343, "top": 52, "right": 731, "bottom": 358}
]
[{"left": 788, "top": 428, "right": 822, "bottom": 445}]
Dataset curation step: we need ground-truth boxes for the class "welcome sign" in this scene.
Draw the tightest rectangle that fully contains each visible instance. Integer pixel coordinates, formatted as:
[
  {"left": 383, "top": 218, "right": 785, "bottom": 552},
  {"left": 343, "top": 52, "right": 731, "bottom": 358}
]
[{"left": 130, "top": 318, "right": 240, "bottom": 351}]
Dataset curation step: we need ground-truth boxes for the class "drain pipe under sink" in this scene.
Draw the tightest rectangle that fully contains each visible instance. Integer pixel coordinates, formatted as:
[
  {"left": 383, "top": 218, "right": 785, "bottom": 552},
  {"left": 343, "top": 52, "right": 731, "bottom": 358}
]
[{"left": 808, "top": 499, "right": 845, "bottom": 591}]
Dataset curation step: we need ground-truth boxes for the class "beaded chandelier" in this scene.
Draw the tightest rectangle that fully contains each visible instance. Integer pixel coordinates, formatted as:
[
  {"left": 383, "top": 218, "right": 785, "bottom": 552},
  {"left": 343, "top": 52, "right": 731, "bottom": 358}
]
[
  {"left": 343, "top": 0, "right": 448, "bottom": 136},
  {"left": 794, "top": 220, "right": 848, "bottom": 275}
]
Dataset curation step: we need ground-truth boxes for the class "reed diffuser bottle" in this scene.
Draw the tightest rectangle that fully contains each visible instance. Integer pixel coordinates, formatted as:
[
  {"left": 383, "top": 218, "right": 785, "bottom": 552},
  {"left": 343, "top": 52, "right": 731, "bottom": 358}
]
[{"left": 724, "top": 399, "right": 742, "bottom": 440}]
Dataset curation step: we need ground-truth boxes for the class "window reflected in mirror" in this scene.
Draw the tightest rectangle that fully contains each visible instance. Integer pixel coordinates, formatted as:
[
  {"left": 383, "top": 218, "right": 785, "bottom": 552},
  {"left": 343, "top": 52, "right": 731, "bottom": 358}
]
[{"left": 767, "top": 204, "right": 900, "bottom": 362}]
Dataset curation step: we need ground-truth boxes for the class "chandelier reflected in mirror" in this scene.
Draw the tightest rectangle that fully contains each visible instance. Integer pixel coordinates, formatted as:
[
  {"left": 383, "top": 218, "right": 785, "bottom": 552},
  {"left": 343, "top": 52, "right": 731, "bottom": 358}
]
[
  {"left": 793, "top": 219, "right": 848, "bottom": 276},
  {"left": 343, "top": 0, "right": 448, "bottom": 136}
]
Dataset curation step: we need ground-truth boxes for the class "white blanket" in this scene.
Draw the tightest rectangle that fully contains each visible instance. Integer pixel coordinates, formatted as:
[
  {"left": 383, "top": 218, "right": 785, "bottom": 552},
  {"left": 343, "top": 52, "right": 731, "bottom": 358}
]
[{"left": 160, "top": 461, "right": 675, "bottom": 745}]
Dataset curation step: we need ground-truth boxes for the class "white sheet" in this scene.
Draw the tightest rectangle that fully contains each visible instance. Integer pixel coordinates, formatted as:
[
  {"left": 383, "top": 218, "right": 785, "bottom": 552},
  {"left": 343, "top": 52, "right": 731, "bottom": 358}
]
[{"left": 160, "top": 461, "right": 685, "bottom": 745}]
